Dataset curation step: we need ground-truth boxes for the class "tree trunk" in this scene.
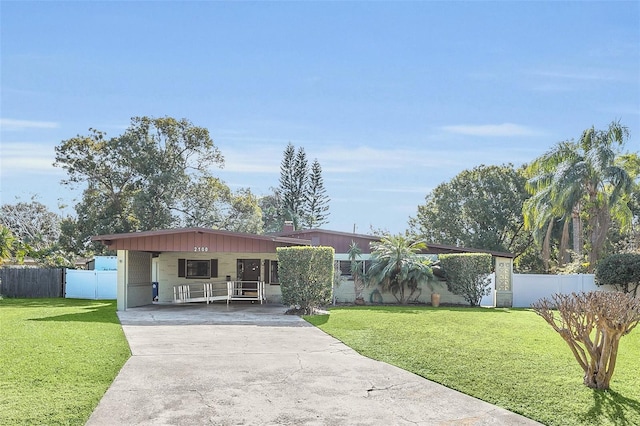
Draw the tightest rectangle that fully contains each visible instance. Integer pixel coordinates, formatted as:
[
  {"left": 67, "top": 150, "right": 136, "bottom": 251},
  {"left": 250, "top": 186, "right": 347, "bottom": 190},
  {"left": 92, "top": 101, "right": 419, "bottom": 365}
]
[
  {"left": 588, "top": 207, "right": 611, "bottom": 271},
  {"left": 559, "top": 218, "right": 570, "bottom": 267},
  {"left": 572, "top": 208, "right": 583, "bottom": 258},
  {"left": 542, "top": 219, "right": 553, "bottom": 273}
]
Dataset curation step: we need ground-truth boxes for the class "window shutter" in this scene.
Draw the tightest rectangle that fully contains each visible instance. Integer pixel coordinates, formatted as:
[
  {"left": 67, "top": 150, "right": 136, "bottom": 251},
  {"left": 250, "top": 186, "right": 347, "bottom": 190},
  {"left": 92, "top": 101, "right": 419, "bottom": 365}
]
[
  {"left": 178, "top": 259, "right": 185, "bottom": 277},
  {"left": 210, "top": 259, "right": 218, "bottom": 278},
  {"left": 263, "top": 259, "right": 270, "bottom": 283}
]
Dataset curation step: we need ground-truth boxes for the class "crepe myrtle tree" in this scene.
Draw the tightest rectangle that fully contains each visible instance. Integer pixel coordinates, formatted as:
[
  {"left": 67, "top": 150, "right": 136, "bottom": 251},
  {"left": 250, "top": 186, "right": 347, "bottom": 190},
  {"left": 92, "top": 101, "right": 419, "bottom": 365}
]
[{"left": 532, "top": 291, "right": 640, "bottom": 390}]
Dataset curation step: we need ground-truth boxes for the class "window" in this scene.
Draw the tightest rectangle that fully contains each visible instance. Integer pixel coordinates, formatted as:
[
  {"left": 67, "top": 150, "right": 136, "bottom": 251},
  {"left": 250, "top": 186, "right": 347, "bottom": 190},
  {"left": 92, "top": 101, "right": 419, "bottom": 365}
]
[
  {"left": 270, "top": 260, "right": 279, "bottom": 284},
  {"left": 338, "top": 260, "right": 369, "bottom": 280},
  {"left": 363, "top": 260, "right": 371, "bottom": 274},
  {"left": 263, "top": 259, "right": 279, "bottom": 285},
  {"left": 178, "top": 259, "right": 218, "bottom": 279},
  {"left": 338, "top": 260, "right": 352, "bottom": 278}
]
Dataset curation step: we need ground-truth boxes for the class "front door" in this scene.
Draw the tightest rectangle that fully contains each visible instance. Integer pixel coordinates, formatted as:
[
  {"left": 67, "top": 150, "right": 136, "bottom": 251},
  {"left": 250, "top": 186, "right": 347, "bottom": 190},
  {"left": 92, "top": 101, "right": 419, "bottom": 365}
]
[{"left": 237, "top": 259, "right": 260, "bottom": 281}]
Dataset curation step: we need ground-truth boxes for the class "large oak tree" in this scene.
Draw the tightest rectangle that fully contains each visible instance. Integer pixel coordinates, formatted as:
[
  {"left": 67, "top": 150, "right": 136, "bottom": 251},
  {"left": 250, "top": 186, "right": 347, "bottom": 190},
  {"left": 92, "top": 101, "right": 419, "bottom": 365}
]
[
  {"left": 409, "top": 164, "right": 533, "bottom": 262},
  {"left": 54, "top": 116, "right": 261, "bottom": 253}
]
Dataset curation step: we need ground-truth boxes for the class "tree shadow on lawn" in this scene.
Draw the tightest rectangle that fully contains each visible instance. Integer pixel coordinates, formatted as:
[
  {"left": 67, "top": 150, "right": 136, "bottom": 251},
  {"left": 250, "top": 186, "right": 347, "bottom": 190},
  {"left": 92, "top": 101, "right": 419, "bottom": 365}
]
[
  {"left": 581, "top": 389, "right": 640, "bottom": 426},
  {"left": 28, "top": 302, "right": 120, "bottom": 325},
  {"left": 305, "top": 314, "right": 329, "bottom": 326},
  {"left": 1, "top": 298, "right": 82, "bottom": 308},
  {"left": 0, "top": 297, "right": 115, "bottom": 309}
]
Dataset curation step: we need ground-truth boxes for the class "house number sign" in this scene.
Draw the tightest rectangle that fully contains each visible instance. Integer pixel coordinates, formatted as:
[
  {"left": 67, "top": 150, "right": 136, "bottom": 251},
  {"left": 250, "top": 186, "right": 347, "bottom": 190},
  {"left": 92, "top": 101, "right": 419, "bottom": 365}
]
[{"left": 194, "top": 247, "right": 209, "bottom": 252}]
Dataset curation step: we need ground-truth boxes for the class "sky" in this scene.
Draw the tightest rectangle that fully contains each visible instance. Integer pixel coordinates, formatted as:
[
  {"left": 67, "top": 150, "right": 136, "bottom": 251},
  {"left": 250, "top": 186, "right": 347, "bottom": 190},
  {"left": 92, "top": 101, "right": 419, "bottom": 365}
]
[{"left": 1, "top": 1, "right": 639, "bottom": 235}]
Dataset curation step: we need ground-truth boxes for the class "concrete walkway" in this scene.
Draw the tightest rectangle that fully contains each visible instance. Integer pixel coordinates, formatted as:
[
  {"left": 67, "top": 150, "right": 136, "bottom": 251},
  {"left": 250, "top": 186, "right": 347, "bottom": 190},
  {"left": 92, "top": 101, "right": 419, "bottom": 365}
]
[{"left": 87, "top": 304, "right": 541, "bottom": 425}]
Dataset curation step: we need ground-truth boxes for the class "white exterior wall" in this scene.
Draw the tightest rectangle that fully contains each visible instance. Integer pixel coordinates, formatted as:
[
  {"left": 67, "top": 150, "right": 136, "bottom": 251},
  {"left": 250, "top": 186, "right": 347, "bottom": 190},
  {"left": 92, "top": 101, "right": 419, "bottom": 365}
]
[
  {"left": 116, "top": 250, "right": 153, "bottom": 310},
  {"left": 333, "top": 278, "right": 467, "bottom": 305},
  {"left": 332, "top": 253, "right": 467, "bottom": 305},
  {"left": 127, "top": 251, "right": 153, "bottom": 308},
  {"left": 157, "top": 252, "right": 281, "bottom": 303}
]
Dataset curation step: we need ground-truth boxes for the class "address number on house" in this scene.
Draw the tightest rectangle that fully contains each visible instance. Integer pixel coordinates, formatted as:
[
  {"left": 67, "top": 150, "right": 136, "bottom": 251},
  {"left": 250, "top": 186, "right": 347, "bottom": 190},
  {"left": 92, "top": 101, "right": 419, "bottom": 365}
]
[{"left": 194, "top": 247, "right": 209, "bottom": 252}]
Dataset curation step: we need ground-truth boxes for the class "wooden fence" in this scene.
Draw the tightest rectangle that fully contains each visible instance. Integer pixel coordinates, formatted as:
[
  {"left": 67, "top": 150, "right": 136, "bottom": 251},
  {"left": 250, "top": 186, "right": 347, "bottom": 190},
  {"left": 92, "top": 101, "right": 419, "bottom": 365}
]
[{"left": 0, "top": 268, "right": 65, "bottom": 298}]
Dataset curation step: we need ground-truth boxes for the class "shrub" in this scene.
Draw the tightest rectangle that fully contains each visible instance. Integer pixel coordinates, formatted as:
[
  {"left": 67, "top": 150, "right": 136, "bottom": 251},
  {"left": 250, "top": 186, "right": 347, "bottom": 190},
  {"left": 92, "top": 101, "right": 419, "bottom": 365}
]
[
  {"left": 532, "top": 291, "right": 640, "bottom": 390},
  {"left": 277, "top": 246, "right": 334, "bottom": 314},
  {"left": 595, "top": 253, "right": 640, "bottom": 297},
  {"left": 438, "top": 253, "right": 492, "bottom": 306}
]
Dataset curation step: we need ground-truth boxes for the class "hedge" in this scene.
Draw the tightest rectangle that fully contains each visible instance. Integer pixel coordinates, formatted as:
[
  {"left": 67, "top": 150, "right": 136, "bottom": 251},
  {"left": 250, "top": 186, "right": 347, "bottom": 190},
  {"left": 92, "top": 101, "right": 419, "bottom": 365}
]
[{"left": 277, "top": 246, "right": 335, "bottom": 314}]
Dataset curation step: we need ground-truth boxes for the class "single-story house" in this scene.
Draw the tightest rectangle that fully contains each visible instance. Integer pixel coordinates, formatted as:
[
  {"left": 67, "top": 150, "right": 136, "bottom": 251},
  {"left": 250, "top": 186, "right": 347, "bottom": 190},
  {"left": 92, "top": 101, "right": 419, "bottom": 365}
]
[{"left": 92, "top": 224, "right": 515, "bottom": 311}]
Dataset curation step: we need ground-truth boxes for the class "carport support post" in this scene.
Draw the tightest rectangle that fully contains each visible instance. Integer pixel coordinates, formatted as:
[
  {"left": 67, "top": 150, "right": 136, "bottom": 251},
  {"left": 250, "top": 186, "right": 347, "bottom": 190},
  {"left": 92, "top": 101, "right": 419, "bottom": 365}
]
[
  {"left": 117, "top": 250, "right": 128, "bottom": 311},
  {"left": 494, "top": 256, "right": 513, "bottom": 308}
]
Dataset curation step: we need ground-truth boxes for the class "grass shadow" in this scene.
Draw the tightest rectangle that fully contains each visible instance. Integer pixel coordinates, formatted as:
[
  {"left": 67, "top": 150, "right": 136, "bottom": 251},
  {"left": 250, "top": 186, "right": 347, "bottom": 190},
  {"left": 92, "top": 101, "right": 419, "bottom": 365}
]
[
  {"left": 29, "top": 302, "right": 120, "bottom": 325},
  {"left": 304, "top": 314, "right": 329, "bottom": 326},
  {"left": 0, "top": 298, "right": 92, "bottom": 309},
  {"left": 581, "top": 389, "right": 640, "bottom": 425}
]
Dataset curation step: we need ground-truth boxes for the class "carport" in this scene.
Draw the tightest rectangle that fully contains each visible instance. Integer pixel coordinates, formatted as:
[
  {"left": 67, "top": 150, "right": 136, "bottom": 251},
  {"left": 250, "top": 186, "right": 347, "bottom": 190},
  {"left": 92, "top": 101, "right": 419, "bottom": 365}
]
[{"left": 92, "top": 228, "right": 311, "bottom": 311}]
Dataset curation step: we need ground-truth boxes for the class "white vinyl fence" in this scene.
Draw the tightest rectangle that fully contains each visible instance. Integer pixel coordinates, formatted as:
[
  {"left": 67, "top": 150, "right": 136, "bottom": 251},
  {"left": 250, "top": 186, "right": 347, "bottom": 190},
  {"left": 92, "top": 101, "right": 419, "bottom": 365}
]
[
  {"left": 480, "top": 274, "right": 616, "bottom": 308},
  {"left": 65, "top": 269, "right": 117, "bottom": 300},
  {"left": 511, "top": 274, "right": 616, "bottom": 308}
]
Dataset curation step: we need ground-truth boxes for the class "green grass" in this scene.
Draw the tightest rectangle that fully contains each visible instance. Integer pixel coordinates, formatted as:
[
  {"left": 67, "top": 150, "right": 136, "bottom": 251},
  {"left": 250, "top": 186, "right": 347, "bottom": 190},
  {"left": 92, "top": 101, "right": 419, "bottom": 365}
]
[
  {"left": 0, "top": 298, "right": 131, "bottom": 425},
  {"left": 306, "top": 306, "right": 640, "bottom": 426}
]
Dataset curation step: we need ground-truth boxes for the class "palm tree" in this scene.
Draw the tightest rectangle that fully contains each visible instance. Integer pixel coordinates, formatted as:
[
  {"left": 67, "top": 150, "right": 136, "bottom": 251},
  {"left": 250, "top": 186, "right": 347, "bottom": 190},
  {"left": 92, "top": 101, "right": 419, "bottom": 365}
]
[
  {"left": 524, "top": 121, "right": 634, "bottom": 270},
  {"left": 347, "top": 241, "right": 365, "bottom": 302},
  {"left": 523, "top": 180, "right": 573, "bottom": 272},
  {"left": 367, "top": 235, "right": 433, "bottom": 304},
  {"left": 0, "top": 226, "right": 16, "bottom": 265}
]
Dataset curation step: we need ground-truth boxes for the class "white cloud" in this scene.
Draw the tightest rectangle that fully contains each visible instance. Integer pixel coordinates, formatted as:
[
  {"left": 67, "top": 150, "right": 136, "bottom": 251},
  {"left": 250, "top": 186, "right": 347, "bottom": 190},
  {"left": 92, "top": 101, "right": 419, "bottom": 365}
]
[
  {"left": 371, "top": 186, "right": 434, "bottom": 194},
  {"left": 526, "top": 67, "right": 631, "bottom": 92},
  {"left": 441, "top": 123, "right": 536, "bottom": 137},
  {"left": 0, "top": 142, "right": 60, "bottom": 175},
  {"left": 217, "top": 141, "right": 531, "bottom": 180},
  {"left": 314, "top": 146, "right": 455, "bottom": 173},
  {"left": 1, "top": 118, "right": 59, "bottom": 131},
  {"left": 530, "top": 69, "right": 620, "bottom": 82}
]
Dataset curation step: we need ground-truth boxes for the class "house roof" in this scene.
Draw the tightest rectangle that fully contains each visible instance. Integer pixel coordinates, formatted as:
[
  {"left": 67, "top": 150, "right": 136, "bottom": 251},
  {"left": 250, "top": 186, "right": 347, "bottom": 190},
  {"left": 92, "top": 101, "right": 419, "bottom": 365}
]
[
  {"left": 92, "top": 227, "right": 312, "bottom": 252},
  {"left": 272, "top": 228, "right": 515, "bottom": 258},
  {"left": 92, "top": 226, "right": 515, "bottom": 258}
]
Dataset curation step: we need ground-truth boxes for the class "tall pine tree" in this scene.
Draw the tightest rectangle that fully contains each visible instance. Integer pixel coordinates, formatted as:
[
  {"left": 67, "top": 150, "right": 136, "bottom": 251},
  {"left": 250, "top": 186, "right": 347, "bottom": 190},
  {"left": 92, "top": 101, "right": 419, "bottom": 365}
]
[
  {"left": 279, "top": 143, "right": 308, "bottom": 229},
  {"left": 275, "top": 143, "right": 330, "bottom": 231},
  {"left": 304, "top": 159, "right": 330, "bottom": 228}
]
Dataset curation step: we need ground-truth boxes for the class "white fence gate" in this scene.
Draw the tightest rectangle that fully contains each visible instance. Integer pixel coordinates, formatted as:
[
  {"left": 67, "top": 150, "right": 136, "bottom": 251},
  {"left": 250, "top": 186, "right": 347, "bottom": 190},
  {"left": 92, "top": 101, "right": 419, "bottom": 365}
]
[{"left": 65, "top": 269, "right": 117, "bottom": 300}]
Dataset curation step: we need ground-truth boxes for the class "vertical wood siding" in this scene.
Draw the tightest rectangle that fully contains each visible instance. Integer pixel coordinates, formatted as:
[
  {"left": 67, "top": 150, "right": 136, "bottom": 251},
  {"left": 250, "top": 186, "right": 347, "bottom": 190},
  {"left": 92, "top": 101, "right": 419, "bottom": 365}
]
[
  {"left": 105, "top": 233, "right": 285, "bottom": 253},
  {"left": 0, "top": 268, "right": 64, "bottom": 298}
]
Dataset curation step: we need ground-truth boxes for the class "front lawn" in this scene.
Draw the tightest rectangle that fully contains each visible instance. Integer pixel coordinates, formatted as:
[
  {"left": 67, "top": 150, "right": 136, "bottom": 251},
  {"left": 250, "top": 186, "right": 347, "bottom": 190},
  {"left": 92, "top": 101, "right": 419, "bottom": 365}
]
[
  {"left": 306, "top": 306, "right": 640, "bottom": 426},
  {"left": 0, "top": 298, "right": 131, "bottom": 425}
]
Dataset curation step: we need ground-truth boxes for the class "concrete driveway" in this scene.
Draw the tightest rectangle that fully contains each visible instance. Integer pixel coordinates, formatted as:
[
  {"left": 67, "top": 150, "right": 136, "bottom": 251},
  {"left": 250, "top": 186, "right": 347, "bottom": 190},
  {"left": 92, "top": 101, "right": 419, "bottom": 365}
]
[{"left": 87, "top": 303, "right": 540, "bottom": 425}]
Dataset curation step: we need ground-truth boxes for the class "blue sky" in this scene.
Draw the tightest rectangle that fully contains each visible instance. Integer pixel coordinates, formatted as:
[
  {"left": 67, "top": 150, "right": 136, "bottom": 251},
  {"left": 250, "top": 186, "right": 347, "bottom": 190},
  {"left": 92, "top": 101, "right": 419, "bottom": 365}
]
[{"left": 1, "top": 1, "right": 639, "bottom": 235}]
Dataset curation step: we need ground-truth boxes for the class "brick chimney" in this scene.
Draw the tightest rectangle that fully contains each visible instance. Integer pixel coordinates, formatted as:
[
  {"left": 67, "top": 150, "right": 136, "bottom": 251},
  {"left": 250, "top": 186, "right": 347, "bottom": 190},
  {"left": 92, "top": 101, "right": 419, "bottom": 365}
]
[{"left": 283, "top": 221, "right": 295, "bottom": 233}]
